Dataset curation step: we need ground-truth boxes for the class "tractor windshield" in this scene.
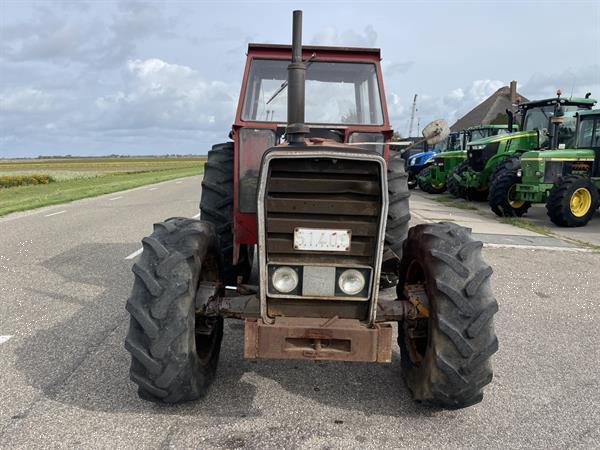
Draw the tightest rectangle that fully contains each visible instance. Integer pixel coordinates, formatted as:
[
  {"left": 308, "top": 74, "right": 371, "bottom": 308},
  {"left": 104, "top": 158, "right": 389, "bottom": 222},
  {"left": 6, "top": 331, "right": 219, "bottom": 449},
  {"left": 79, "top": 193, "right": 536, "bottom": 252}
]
[
  {"left": 469, "top": 128, "right": 508, "bottom": 141},
  {"left": 577, "top": 117, "right": 600, "bottom": 148},
  {"left": 522, "top": 105, "right": 581, "bottom": 132},
  {"left": 242, "top": 59, "right": 384, "bottom": 125}
]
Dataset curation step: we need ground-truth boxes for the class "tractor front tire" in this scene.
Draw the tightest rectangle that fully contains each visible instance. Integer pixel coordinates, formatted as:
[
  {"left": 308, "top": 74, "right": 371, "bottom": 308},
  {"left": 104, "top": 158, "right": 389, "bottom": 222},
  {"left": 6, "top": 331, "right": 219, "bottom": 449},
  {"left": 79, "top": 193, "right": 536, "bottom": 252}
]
[
  {"left": 488, "top": 170, "right": 531, "bottom": 217},
  {"left": 125, "top": 218, "right": 224, "bottom": 403},
  {"left": 417, "top": 166, "right": 446, "bottom": 194},
  {"left": 397, "top": 222, "right": 498, "bottom": 409},
  {"left": 200, "top": 142, "right": 249, "bottom": 285},
  {"left": 384, "top": 157, "right": 411, "bottom": 265},
  {"left": 447, "top": 161, "right": 468, "bottom": 199},
  {"left": 546, "top": 175, "right": 599, "bottom": 227},
  {"left": 489, "top": 156, "right": 519, "bottom": 185}
]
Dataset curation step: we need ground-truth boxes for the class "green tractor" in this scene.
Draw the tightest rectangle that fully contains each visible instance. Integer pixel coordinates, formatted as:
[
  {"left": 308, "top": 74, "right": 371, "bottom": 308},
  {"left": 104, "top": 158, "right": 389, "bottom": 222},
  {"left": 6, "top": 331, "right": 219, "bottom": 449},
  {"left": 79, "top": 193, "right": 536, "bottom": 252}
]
[
  {"left": 418, "top": 124, "right": 514, "bottom": 195},
  {"left": 452, "top": 94, "right": 597, "bottom": 201},
  {"left": 490, "top": 109, "right": 600, "bottom": 226}
]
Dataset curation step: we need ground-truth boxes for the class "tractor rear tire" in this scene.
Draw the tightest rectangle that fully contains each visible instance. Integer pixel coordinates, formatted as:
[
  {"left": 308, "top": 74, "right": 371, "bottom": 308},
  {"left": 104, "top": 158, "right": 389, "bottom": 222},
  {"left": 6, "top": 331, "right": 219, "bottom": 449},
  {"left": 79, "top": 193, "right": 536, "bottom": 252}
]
[
  {"left": 447, "top": 161, "right": 469, "bottom": 199},
  {"left": 125, "top": 218, "right": 224, "bottom": 403},
  {"left": 397, "top": 222, "right": 498, "bottom": 409},
  {"left": 417, "top": 166, "right": 446, "bottom": 194},
  {"left": 383, "top": 157, "right": 411, "bottom": 266},
  {"left": 546, "top": 175, "right": 599, "bottom": 227},
  {"left": 488, "top": 170, "right": 531, "bottom": 217},
  {"left": 200, "top": 142, "right": 249, "bottom": 285}
]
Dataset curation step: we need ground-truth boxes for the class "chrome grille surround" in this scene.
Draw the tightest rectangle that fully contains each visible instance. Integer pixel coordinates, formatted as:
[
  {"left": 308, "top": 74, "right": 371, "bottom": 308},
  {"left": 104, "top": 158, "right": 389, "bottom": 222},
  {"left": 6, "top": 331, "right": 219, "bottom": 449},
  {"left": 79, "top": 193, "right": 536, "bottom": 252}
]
[{"left": 256, "top": 148, "right": 388, "bottom": 325}]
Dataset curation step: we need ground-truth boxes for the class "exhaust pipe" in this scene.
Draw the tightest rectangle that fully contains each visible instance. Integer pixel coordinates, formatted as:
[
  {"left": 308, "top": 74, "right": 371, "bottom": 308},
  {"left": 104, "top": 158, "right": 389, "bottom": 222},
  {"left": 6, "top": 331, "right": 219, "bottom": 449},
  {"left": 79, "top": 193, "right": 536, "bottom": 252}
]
[{"left": 286, "top": 10, "right": 309, "bottom": 145}]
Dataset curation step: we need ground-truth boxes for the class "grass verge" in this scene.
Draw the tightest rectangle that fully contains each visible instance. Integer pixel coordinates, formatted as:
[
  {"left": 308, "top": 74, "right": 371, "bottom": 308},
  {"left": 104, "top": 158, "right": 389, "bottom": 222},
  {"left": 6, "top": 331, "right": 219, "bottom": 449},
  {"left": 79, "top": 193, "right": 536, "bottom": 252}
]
[
  {"left": 500, "top": 217, "right": 600, "bottom": 252},
  {"left": 0, "top": 166, "right": 203, "bottom": 216},
  {"left": 430, "top": 194, "right": 479, "bottom": 210},
  {"left": 499, "top": 217, "right": 553, "bottom": 236}
]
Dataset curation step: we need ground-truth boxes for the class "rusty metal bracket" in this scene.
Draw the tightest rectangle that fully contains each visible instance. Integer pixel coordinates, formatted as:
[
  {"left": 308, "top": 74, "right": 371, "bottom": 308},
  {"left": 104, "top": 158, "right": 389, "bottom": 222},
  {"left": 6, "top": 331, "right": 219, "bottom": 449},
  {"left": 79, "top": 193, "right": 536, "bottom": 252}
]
[
  {"left": 195, "top": 281, "right": 260, "bottom": 319},
  {"left": 244, "top": 317, "right": 393, "bottom": 362},
  {"left": 404, "top": 284, "right": 430, "bottom": 319}
]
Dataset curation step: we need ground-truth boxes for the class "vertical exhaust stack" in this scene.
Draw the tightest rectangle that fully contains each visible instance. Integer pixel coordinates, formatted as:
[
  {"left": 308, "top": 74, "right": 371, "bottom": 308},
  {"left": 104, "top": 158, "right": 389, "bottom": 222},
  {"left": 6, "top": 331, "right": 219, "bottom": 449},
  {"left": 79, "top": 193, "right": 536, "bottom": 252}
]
[
  {"left": 286, "top": 10, "right": 309, "bottom": 145},
  {"left": 510, "top": 80, "right": 517, "bottom": 105}
]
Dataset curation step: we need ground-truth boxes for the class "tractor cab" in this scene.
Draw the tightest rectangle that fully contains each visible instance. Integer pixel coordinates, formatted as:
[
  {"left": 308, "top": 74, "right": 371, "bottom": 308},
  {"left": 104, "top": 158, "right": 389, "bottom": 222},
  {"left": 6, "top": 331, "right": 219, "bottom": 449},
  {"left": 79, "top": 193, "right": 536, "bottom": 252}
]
[
  {"left": 574, "top": 110, "right": 600, "bottom": 177},
  {"left": 234, "top": 43, "right": 392, "bottom": 243},
  {"left": 519, "top": 96, "right": 597, "bottom": 148},
  {"left": 467, "top": 124, "right": 516, "bottom": 142}
]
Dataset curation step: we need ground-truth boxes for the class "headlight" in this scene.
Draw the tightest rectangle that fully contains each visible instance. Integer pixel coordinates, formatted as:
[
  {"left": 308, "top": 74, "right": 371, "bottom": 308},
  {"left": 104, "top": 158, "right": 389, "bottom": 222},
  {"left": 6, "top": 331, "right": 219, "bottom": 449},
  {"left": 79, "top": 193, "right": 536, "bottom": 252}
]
[
  {"left": 470, "top": 145, "right": 485, "bottom": 150},
  {"left": 535, "top": 171, "right": 543, "bottom": 177},
  {"left": 338, "top": 269, "right": 365, "bottom": 295},
  {"left": 272, "top": 266, "right": 299, "bottom": 293},
  {"left": 517, "top": 169, "right": 522, "bottom": 177},
  {"left": 409, "top": 159, "right": 416, "bottom": 166}
]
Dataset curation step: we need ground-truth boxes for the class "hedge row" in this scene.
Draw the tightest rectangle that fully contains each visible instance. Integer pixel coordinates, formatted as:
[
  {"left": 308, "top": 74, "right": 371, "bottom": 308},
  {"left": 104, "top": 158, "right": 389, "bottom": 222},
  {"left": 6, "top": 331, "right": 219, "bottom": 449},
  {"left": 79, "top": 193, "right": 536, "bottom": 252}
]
[{"left": 0, "top": 174, "right": 54, "bottom": 188}]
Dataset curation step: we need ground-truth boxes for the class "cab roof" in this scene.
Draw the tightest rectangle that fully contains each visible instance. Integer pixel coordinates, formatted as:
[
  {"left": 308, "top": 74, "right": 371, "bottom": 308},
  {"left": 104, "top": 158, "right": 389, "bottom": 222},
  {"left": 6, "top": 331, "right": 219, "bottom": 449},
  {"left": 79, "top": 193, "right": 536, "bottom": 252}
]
[
  {"left": 248, "top": 43, "right": 381, "bottom": 55},
  {"left": 520, "top": 96, "right": 597, "bottom": 109},
  {"left": 467, "top": 124, "right": 510, "bottom": 130},
  {"left": 578, "top": 109, "right": 600, "bottom": 117}
]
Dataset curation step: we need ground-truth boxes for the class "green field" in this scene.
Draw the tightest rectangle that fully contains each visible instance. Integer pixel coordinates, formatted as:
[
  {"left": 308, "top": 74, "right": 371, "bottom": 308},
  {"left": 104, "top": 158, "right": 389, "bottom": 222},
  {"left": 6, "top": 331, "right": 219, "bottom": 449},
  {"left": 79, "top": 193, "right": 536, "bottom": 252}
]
[{"left": 0, "top": 157, "right": 206, "bottom": 216}]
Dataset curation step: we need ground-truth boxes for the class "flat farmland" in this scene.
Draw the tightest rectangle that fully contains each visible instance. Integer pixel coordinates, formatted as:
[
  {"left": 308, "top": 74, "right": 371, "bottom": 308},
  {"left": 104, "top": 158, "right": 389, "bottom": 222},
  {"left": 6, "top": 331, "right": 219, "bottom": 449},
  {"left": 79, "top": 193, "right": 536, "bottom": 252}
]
[{"left": 0, "top": 157, "right": 206, "bottom": 216}]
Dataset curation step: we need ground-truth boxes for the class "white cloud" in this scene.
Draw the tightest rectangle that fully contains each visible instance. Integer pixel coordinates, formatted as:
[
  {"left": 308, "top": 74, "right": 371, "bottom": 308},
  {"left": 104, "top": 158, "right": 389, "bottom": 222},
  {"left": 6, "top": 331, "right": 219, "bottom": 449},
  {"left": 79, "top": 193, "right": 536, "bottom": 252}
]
[
  {"left": 94, "top": 58, "right": 237, "bottom": 131},
  {"left": 0, "top": 88, "right": 58, "bottom": 114},
  {"left": 521, "top": 65, "right": 600, "bottom": 99},
  {"left": 311, "top": 25, "right": 378, "bottom": 47}
]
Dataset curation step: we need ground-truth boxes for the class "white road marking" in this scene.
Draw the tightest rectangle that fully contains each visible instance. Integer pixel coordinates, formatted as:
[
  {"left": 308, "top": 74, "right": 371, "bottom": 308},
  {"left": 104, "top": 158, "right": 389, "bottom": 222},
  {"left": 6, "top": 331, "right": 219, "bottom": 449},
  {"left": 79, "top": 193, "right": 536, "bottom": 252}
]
[
  {"left": 148, "top": 187, "right": 158, "bottom": 191},
  {"left": 45, "top": 210, "right": 66, "bottom": 217},
  {"left": 175, "top": 181, "right": 183, "bottom": 184},
  {"left": 0, "top": 335, "right": 13, "bottom": 345},
  {"left": 483, "top": 243, "right": 591, "bottom": 252},
  {"left": 192, "top": 213, "right": 200, "bottom": 219},
  {"left": 109, "top": 196, "right": 123, "bottom": 201},
  {"left": 125, "top": 248, "right": 143, "bottom": 260}
]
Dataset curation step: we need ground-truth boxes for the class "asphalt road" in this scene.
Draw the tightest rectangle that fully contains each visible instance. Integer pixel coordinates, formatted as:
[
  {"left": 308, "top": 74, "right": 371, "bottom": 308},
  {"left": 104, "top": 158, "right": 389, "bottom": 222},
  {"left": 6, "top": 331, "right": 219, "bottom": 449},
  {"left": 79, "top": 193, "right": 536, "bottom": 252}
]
[{"left": 1, "top": 176, "right": 599, "bottom": 449}]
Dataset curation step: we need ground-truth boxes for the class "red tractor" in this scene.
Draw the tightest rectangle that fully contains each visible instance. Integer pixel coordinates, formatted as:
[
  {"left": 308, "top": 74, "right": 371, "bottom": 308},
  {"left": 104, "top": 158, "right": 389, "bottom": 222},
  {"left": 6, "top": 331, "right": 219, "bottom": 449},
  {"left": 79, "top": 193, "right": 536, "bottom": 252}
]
[{"left": 125, "top": 11, "right": 498, "bottom": 409}]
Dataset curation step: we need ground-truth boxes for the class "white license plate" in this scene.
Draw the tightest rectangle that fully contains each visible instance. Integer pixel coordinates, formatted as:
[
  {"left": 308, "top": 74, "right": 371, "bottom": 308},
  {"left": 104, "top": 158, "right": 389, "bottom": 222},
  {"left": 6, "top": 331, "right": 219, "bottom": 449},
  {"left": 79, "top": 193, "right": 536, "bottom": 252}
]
[{"left": 293, "top": 228, "right": 351, "bottom": 252}]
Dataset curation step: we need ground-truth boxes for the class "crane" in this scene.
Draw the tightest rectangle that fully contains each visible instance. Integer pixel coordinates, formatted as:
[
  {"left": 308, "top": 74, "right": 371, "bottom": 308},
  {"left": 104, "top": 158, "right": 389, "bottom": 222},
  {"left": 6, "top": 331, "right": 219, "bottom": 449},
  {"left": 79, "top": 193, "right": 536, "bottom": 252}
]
[{"left": 407, "top": 94, "right": 418, "bottom": 137}]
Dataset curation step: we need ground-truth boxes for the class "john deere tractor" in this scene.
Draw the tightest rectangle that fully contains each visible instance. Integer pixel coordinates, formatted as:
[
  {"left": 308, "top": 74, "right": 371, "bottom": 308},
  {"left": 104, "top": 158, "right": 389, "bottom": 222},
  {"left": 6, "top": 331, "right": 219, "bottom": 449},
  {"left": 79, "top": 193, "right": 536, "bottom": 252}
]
[
  {"left": 490, "top": 109, "right": 600, "bottom": 225},
  {"left": 406, "top": 130, "right": 464, "bottom": 192},
  {"left": 418, "top": 125, "right": 514, "bottom": 196},
  {"left": 452, "top": 94, "right": 596, "bottom": 201},
  {"left": 124, "top": 11, "right": 498, "bottom": 409}
]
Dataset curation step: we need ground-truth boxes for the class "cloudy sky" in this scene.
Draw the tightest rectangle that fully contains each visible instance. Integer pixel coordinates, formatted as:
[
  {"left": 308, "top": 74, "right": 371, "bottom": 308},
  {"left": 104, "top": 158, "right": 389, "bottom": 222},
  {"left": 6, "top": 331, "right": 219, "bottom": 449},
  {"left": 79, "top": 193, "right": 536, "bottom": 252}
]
[{"left": 1, "top": 0, "right": 599, "bottom": 157}]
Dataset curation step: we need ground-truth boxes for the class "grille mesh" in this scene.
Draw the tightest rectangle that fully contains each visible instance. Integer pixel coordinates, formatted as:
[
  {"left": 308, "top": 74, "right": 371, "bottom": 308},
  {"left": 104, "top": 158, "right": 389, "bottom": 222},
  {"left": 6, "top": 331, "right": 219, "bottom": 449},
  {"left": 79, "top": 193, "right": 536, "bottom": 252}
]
[{"left": 265, "top": 158, "right": 382, "bottom": 266}]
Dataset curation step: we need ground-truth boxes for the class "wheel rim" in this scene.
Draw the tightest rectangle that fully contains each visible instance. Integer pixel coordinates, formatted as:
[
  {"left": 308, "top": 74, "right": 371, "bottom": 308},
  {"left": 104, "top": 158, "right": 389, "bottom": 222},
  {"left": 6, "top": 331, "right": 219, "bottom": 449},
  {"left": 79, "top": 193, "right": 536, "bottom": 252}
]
[
  {"left": 570, "top": 188, "right": 592, "bottom": 217},
  {"left": 507, "top": 185, "right": 525, "bottom": 208},
  {"left": 401, "top": 260, "right": 429, "bottom": 367}
]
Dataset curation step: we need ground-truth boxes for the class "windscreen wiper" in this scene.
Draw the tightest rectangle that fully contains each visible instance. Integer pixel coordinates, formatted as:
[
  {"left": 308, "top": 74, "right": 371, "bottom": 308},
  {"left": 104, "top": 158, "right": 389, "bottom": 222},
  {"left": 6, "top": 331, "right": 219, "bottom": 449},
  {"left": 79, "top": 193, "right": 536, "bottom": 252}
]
[{"left": 266, "top": 53, "right": 316, "bottom": 105}]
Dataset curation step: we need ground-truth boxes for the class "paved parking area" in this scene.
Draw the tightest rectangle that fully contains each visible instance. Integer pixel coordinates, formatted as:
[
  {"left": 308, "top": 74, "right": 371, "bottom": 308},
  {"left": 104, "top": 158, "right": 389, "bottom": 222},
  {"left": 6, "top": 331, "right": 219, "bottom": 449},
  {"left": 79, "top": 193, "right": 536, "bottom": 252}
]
[
  {"left": 410, "top": 190, "right": 600, "bottom": 249},
  {"left": 1, "top": 179, "right": 598, "bottom": 449}
]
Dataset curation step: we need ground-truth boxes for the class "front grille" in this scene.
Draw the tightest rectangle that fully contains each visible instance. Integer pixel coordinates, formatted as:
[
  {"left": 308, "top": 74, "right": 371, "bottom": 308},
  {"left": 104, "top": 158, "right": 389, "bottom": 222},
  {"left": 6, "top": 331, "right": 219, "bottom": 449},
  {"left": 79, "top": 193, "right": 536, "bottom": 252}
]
[
  {"left": 265, "top": 158, "right": 382, "bottom": 267},
  {"left": 544, "top": 161, "right": 564, "bottom": 183},
  {"left": 468, "top": 143, "right": 498, "bottom": 171}
]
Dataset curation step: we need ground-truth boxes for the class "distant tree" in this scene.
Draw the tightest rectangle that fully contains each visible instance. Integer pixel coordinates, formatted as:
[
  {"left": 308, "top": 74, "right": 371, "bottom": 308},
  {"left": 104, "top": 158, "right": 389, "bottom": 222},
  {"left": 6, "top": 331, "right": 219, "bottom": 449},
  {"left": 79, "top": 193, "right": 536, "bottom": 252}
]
[{"left": 392, "top": 131, "right": 403, "bottom": 141}]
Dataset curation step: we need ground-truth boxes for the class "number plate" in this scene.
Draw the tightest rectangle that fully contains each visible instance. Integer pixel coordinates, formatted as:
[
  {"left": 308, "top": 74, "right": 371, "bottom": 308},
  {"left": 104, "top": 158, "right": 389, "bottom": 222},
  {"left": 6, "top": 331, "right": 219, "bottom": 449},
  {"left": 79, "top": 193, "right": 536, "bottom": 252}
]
[{"left": 293, "top": 228, "right": 351, "bottom": 252}]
